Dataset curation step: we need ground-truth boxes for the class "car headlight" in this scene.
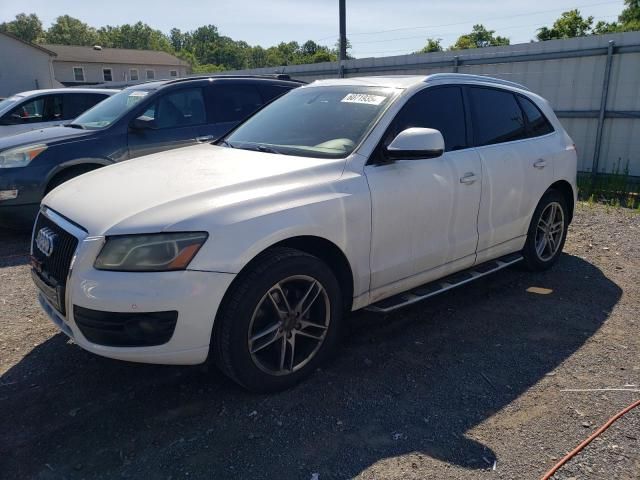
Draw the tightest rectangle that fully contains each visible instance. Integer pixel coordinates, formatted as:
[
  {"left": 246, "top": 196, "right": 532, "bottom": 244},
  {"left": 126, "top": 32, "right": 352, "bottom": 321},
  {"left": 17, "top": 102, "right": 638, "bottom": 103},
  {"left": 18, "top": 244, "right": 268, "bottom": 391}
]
[
  {"left": 94, "top": 232, "right": 208, "bottom": 272},
  {"left": 0, "top": 144, "right": 47, "bottom": 168}
]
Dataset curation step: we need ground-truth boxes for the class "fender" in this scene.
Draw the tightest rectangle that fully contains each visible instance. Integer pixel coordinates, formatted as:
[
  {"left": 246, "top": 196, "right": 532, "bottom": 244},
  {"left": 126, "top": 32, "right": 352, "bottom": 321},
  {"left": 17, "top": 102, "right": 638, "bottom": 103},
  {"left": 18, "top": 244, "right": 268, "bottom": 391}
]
[{"left": 44, "top": 158, "right": 113, "bottom": 187}]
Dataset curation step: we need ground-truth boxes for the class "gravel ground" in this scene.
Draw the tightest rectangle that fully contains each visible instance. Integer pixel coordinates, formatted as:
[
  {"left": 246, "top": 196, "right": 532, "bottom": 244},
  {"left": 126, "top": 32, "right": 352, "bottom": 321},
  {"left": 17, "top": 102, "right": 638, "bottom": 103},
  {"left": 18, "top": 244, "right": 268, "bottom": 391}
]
[{"left": 0, "top": 203, "right": 638, "bottom": 480}]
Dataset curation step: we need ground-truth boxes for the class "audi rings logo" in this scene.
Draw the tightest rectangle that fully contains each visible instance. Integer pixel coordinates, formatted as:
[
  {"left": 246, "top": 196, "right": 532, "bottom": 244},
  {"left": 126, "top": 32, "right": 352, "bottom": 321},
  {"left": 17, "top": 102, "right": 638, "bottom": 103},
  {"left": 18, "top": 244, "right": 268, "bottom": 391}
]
[{"left": 35, "top": 227, "right": 57, "bottom": 257}]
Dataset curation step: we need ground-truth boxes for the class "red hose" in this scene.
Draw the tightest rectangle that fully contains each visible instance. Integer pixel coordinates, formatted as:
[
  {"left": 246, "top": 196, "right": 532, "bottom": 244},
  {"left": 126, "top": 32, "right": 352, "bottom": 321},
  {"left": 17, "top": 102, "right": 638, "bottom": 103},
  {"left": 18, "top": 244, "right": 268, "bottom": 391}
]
[{"left": 541, "top": 398, "right": 640, "bottom": 480}]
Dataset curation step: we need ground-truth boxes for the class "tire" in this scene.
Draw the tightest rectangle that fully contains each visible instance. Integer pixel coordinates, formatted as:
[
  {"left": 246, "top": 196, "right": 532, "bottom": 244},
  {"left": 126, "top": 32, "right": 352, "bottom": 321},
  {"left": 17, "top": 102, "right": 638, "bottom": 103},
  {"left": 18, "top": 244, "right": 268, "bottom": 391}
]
[
  {"left": 212, "top": 247, "right": 343, "bottom": 392},
  {"left": 522, "top": 189, "right": 569, "bottom": 271}
]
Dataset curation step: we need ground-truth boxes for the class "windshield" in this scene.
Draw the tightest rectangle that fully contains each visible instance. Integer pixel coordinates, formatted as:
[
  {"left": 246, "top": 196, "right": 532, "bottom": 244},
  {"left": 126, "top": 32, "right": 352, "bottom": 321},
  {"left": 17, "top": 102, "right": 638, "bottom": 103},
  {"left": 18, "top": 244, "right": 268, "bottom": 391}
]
[
  {"left": 0, "top": 96, "right": 22, "bottom": 115},
  {"left": 224, "top": 85, "right": 399, "bottom": 158},
  {"left": 72, "top": 89, "right": 154, "bottom": 129}
]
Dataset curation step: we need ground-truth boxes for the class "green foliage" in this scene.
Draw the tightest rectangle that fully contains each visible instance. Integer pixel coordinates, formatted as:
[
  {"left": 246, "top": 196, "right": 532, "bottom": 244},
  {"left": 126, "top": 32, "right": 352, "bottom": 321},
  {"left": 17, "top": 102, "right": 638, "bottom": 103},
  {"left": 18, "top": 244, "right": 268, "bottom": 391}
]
[
  {"left": 418, "top": 38, "right": 443, "bottom": 53},
  {"left": 45, "top": 15, "right": 98, "bottom": 46},
  {"left": 537, "top": 10, "right": 594, "bottom": 40},
  {"left": 0, "top": 13, "right": 44, "bottom": 43},
  {"left": 451, "top": 25, "right": 509, "bottom": 50},
  {"left": 96, "top": 22, "right": 173, "bottom": 51}
]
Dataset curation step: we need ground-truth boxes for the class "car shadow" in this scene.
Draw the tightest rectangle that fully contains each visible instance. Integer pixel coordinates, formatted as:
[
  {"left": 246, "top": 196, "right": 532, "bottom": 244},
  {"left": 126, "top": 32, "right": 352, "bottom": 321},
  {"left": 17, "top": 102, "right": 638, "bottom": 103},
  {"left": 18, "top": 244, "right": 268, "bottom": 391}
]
[{"left": 0, "top": 254, "right": 620, "bottom": 479}]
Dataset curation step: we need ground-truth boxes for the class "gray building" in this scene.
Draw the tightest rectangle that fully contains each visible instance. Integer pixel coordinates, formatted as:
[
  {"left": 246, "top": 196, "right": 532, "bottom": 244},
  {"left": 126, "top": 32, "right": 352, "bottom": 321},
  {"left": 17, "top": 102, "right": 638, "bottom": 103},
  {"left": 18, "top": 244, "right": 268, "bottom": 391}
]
[
  {"left": 40, "top": 44, "right": 191, "bottom": 86},
  {"left": 0, "top": 32, "right": 60, "bottom": 97}
]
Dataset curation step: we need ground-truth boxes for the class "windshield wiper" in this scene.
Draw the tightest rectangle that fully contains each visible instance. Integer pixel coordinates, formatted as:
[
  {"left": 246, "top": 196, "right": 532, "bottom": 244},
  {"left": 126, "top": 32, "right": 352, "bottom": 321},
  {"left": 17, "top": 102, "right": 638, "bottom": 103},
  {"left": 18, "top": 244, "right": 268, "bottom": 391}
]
[
  {"left": 254, "top": 144, "right": 280, "bottom": 154},
  {"left": 65, "top": 123, "right": 85, "bottom": 129},
  {"left": 219, "top": 139, "right": 235, "bottom": 148}
]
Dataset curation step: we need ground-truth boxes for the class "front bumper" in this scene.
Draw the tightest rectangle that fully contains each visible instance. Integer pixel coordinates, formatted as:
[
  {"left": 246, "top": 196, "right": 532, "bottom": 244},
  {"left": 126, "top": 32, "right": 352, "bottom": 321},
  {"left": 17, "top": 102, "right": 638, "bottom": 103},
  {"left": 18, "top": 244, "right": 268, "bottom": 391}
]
[{"left": 35, "top": 223, "right": 235, "bottom": 365}]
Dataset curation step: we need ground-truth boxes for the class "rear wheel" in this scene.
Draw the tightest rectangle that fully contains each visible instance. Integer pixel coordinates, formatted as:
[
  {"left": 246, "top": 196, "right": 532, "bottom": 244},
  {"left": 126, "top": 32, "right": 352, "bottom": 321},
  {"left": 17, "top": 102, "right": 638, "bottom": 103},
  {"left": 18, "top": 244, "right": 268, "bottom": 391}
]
[
  {"left": 522, "top": 189, "right": 569, "bottom": 271},
  {"left": 213, "top": 247, "right": 343, "bottom": 392}
]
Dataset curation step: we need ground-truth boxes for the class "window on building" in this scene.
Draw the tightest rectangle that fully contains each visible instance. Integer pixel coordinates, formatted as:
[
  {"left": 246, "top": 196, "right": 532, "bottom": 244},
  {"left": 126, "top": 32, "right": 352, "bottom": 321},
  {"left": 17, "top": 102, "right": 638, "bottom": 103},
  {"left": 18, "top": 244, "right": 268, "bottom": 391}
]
[
  {"left": 384, "top": 86, "right": 468, "bottom": 152},
  {"left": 130, "top": 69, "right": 139, "bottom": 81},
  {"left": 146, "top": 69, "right": 155, "bottom": 80},
  {"left": 469, "top": 87, "right": 527, "bottom": 146},
  {"left": 170, "top": 70, "right": 178, "bottom": 77},
  {"left": 73, "top": 67, "right": 85, "bottom": 82},
  {"left": 103, "top": 68, "right": 113, "bottom": 82}
]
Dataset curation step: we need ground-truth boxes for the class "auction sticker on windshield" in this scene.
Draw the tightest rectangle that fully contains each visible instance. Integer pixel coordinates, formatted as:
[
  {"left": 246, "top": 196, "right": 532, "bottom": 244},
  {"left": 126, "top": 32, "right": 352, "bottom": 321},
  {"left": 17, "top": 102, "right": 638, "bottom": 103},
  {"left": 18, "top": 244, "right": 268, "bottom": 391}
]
[
  {"left": 341, "top": 93, "right": 387, "bottom": 105},
  {"left": 126, "top": 90, "right": 150, "bottom": 107}
]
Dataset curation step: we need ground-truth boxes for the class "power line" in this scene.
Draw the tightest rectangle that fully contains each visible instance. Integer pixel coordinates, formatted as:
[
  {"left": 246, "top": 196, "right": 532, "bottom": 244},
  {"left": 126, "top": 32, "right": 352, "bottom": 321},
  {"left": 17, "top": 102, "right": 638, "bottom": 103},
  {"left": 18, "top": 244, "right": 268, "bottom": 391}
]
[{"left": 315, "top": 0, "right": 622, "bottom": 41}]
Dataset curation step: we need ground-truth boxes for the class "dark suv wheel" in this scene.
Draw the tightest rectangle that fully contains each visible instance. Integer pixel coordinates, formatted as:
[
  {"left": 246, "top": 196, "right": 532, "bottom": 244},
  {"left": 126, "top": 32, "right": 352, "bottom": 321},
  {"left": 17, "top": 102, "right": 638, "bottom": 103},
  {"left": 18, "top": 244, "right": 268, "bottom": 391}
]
[
  {"left": 212, "top": 247, "right": 343, "bottom": 392},
  {"left": 522, "top": 189, "right": 569, "bottom": 271}
]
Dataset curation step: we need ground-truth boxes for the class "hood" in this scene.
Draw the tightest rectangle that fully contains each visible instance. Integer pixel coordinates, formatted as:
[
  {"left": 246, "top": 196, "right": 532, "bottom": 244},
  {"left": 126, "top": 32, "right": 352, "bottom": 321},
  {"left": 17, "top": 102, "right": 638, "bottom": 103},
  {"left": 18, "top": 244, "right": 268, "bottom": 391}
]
[
  {"left": 43, "top": 143, "right": 346, "bottom": 235},
  {"left": 0, "top": 122, "right": 70, "bottom": 139},
  {"left": 0, "top": 125, "right": 92, "bottom": 151}
]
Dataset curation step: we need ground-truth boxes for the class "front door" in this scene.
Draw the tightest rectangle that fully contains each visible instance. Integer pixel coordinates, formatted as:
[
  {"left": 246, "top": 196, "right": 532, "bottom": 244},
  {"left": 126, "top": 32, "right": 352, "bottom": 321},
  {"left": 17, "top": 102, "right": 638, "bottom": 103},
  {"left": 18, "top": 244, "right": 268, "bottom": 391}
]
[
  {"left": 365, "top": 86, "right": 482, "bottom": 295},
  {"left": 127, "top": 87, "right": 207, "bottom": 158}
]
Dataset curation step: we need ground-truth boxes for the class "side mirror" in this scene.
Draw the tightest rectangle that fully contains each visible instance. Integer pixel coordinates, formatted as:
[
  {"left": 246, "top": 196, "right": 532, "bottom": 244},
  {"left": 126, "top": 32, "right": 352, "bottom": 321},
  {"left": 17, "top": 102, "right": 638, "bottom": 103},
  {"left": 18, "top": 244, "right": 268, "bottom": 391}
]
[
  {"left": 385, "top": 127, "right": 445, "bottom": 160},
  {"left": 130, "top": 116, "right": 157, "bottom": 131}
]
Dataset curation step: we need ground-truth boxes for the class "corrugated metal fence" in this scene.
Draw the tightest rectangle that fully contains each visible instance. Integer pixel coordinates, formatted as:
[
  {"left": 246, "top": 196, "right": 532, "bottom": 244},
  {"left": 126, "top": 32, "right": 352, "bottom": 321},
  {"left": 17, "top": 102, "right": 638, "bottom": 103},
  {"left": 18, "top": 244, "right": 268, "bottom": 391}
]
[{"left": 221, "top": 32, "right": 640, "bottom": 177}]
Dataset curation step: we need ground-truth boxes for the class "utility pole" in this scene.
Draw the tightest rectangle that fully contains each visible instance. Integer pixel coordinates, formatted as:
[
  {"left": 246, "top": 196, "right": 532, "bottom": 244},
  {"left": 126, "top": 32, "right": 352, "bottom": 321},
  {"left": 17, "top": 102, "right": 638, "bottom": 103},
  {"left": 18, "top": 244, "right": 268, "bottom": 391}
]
[{"left": 339, "top": 0, "right": 346, "bottom": 77}]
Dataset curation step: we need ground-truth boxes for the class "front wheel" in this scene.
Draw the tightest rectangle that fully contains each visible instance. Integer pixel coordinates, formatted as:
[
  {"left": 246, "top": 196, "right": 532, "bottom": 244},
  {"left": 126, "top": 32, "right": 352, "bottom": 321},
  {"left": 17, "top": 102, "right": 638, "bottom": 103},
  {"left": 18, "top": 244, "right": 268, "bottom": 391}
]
[
  {"left": 212, "top": 247, "right": 343, "bottom": 392},
  {"left": 522, "top": 189, "right": 569, "bottom": 271}
]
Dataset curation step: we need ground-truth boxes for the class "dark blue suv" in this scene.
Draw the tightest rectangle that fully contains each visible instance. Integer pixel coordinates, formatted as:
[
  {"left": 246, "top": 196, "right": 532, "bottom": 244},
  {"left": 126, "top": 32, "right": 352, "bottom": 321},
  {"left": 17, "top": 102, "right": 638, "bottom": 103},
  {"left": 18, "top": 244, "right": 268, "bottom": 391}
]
[{"left": 0, "top": 75, "right": 302, "bottom": 227}]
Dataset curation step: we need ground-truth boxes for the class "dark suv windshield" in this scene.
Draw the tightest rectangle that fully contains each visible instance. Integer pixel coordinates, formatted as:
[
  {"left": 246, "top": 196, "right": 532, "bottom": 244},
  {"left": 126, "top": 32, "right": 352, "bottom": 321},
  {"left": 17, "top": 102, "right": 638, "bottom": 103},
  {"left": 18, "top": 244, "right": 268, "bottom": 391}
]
[
  {"left": 224, "top": 85, "right": 399, "bottom": 158},
  {"left": 72, "top": 89, "right": 154, "bottom": 129}
]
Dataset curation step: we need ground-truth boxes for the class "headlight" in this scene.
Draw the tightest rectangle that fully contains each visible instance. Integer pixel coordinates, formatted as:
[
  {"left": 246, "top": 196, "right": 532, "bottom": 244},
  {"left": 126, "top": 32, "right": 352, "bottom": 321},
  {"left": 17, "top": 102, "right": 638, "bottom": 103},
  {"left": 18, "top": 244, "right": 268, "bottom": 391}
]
[
  {"left": 0, "top": 144, "right": 47, "bottom": 168},
  {"left": 94, "top": 232, "right": 208, "bottom": 272}
]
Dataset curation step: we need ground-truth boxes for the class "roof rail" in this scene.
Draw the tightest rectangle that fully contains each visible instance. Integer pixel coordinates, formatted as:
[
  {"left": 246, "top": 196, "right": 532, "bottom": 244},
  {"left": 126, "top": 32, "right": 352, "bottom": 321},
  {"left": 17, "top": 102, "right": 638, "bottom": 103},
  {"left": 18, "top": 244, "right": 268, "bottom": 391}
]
[
  {"left": 425, "top": 73, "right": 530, "bottom": 91},
  {"left": 169, "top": 74, "right": 306, "bottom": 84}
]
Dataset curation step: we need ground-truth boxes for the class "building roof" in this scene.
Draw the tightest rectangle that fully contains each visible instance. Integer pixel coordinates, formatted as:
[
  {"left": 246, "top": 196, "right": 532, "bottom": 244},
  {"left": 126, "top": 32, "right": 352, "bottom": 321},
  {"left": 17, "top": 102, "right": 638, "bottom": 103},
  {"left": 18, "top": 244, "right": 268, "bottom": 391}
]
[
  {"left": 40, "top": 44, "right": 189, "bottom": 67},
  {"left": 0, "top": 31, "right": 57, "bottom": 56}
]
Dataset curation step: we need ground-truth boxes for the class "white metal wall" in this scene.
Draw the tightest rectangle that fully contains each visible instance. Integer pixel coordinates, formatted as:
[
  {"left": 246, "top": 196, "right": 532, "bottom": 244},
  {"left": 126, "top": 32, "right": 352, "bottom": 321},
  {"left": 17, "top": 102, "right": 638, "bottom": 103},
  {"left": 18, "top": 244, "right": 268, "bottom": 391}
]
[{"left": 222, "top": 32, "right": 640, "bottom": 176}]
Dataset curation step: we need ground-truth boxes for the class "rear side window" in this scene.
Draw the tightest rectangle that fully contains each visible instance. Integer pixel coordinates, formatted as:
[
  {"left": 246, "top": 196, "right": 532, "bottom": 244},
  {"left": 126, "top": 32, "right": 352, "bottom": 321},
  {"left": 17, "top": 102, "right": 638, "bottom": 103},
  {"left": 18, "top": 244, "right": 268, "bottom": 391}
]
[
  {"left": 207, "top": 84, "right": 263, "bottom": 123},
  {"left": 469, "top": 87, "right": 526, "bottom": 146},
  {"left": 63, "top": 93, "right": 109, "bottom": 119},
  {"left": 385, "top": 86, "right": 467, "bottom": 152},
  {"left": 517, "top": 95, "right": 554, "bottom": 138}
]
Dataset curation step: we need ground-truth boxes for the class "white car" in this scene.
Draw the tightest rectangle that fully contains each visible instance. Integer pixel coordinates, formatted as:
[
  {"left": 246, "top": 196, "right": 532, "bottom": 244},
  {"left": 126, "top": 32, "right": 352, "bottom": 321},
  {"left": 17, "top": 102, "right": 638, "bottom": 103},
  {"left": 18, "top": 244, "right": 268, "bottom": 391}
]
[
  {"left": 32, "top": 74, "right": 577, "bottom": 392},
  {"left": 0, "top": 88, "right": 118, "bottom": 137}
]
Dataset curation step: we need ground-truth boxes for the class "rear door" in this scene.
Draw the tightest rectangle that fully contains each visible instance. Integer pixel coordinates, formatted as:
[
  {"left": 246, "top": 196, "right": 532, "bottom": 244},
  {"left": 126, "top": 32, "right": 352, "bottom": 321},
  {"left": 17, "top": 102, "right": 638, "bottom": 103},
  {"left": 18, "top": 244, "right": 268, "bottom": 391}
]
[
  {"left": 127, "top": 87, "right": 207, "bottom": 158},
  {"left": 202, "top": 83, "right": 264, "bottom": 141},
  {"left": 469, "top": 86, "right": 556, "bottom": 263}
]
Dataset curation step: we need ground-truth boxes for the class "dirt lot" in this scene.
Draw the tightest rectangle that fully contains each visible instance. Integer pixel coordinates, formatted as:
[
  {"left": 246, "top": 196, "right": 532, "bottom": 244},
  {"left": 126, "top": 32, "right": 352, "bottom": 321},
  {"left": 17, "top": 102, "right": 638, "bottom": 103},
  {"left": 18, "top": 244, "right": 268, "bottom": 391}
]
[{"left": 1, "top": 203, "right": 638, "bottom": 480}]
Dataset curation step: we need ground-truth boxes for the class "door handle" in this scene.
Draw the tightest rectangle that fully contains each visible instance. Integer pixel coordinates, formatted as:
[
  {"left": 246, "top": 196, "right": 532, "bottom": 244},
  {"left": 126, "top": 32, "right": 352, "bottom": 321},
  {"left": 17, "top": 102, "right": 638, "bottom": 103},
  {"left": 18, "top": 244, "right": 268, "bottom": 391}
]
[
  {"left": 533, "top": 159, "right": 547, "bottom": 169},
  {"left": 459, "top": 172, "right": 477, "bottom": 185},
  {"left": 196, "top": 135, "right": 215, "bottom": 143}
]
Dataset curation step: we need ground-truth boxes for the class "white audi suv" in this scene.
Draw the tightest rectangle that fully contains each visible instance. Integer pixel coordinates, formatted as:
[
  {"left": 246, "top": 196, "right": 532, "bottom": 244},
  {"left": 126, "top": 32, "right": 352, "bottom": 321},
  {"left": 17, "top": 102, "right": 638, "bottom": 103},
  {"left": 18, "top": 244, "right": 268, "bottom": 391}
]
[{"left": 31, "top": 74, "right": 577, "bottom": 391}]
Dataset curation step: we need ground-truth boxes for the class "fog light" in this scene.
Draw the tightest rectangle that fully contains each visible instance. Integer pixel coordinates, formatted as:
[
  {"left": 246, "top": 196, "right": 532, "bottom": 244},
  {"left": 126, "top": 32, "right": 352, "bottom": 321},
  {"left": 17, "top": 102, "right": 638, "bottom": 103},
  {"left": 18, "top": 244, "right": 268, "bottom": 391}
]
[{"left": 0, "top": 189, "right": 18, "bottom": 201}]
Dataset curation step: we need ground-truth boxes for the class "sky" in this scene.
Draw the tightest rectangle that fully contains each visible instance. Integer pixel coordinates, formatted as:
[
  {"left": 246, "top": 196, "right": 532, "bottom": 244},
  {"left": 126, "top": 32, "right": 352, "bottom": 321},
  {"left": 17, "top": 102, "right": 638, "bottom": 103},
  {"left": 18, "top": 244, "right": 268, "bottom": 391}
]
[{"left": 0, "top": 0, "right": 627, "bottom": 58}]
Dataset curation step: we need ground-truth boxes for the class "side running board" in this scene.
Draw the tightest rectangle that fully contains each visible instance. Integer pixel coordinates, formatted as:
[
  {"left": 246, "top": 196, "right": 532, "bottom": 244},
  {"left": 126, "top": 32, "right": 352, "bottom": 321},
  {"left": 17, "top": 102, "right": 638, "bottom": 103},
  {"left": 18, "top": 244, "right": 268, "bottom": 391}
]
[{"left": 365, "top": 253, "right": 523, "bottom": 313}]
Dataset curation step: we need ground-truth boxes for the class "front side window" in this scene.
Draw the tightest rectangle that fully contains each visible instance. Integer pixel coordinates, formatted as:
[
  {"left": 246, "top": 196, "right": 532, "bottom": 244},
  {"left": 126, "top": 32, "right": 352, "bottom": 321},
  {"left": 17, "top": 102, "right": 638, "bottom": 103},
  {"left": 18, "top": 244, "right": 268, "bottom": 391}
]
[
  {"left": 73, "top": 67, "right": 85, "bottom": 82},
  {"left": 103, "top": 68, "right": 113, "bottom": 82},
  {"left": 517, "top": 95, "right": 554, "bottom": 138},
  {"left": 63, "top": 93, "right": 108, "bottom": 119},
  {"left": 146, "top": 69, "right": 155, "bottom": 80},
  {"left": 130, "top": 69, "right": 139, "bottom": 81},
  {"left": 384, "top": 86, "right": 467, "bottom": 152},
  {"left": 142, "top": 88, "right": 206, "bottom": 129},
  {"left": 2, "top": 95, "right": 64, "bottom": 124},
  {"left": 72, "top": 88, "right": 154, "bottom": 129},
  {"left": 208, "top": 84, "right": 263, "bottom": 123},
  {"left": 469, "top": 87, "right": 526, "bottom": 146},
  {"left": 224, "top": 85, "right": 399, "bottom": 158}
]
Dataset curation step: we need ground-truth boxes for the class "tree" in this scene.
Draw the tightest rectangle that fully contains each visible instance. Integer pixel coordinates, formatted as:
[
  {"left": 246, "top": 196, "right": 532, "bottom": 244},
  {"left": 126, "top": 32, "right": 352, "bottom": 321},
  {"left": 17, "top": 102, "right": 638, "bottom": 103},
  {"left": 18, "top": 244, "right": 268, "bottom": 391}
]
[
  {"left": 96, "top": 22, "right": 172, "bottom": 51},
  {"left": 0, "top": 13, "right": 44, "bottom": 43},
  {"left": 451, "top": 24, "right": 509, "bottom": 49},
  {"left": 45, "top": 15, "right": 98, "bottom": 45},
  {"left": 537, "top": 10, "right": 593, "bottom": 41},
  {"left": 419, "top": 38, "right": 443, "bottom": 53},
  {"left": 618, "top": 0, "right": 640, "bottom": 31}
]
